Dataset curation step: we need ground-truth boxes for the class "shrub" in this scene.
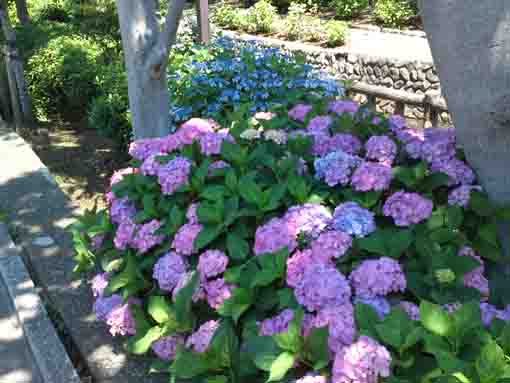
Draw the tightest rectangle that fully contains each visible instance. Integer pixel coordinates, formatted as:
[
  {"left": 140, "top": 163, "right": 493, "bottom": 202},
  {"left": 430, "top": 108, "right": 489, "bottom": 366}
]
[
  {"left": 330, "top": 0, "right": 369, "bottom": 19},
  {"left": 37, "top": 0, "right": 71, "bottom": 22},
  {"left": 212, "top": 2, "right": 249, "bottom": 30},
  {"left": 374, "top": 0, "right": 416, "bottom": 28},
  {"left": 325, "top": 20, "right": 348, "bottom": 46},
  {"left": 167, "top": 37, "right": 342, "bottom": 129},
  {"left": 27, "top": 34, "right": 104, "bottom": 117},
  {"left": 246, "top": 0, "right": 277, "bottom": 33},
  {"left": 285, "top": 2, "right": 308, "bottom": 40},
  {"left": 71, "top": 95, "right": 510, "bottom": 383}
]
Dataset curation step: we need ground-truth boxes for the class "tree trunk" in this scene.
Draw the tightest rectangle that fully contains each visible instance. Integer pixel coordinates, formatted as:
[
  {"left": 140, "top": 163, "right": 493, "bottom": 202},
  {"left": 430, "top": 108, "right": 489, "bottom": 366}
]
[
  {"left": 14, "top": 0, "right": 30, "bottom": 24},
  {"left": 4, "top": 50, "right": 22, "bottom": 127},
  {"left": 115, "top": 0, "right": 186, "bottom": 139},
  {"left": 419, "top": 1, "right": 510, "bottom": 205},
  {"left": 0, "top": 62, "right": 12, "bottom": 122}
]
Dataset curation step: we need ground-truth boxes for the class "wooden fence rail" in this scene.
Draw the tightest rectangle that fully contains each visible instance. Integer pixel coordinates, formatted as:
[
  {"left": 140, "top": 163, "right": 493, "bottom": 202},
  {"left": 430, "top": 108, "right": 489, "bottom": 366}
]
[{"left": 346, "top": 82, "right": 448, "bottom": 128}]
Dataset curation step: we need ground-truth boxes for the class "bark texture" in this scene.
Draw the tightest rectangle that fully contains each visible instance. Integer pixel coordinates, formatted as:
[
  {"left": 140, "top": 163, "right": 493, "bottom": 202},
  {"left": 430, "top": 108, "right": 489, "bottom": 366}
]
[
  {"left": 419, "top": 1, "right": 510, "bottom": 204},
  {"left": 115, "top": 0, "right": 186, "bottom": 139},
  {"left": 14, "top": 0, "right": 30, "bottom": 24}
]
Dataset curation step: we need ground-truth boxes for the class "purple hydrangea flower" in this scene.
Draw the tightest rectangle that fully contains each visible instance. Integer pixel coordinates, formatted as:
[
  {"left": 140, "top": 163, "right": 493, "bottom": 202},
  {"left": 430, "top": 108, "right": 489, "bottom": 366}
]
[
  {"left": 289, "top": 104, "right": 313, "bottom": 122},
  {"left": 420, "top": 128, "right": 456, "bottom": 163},
  {"left": 186, "top": 203, "right": 199, "bottom": 224},
  {"left": 209, "top": 160, "right": 230, "bottom": 174},
  {"left": 430, "top": 158, "right": 476, "bottom": 186},
  {"left": 186, "top": 320, "right": 220, "bottom": 353},
  {"left": 110, "top": 197, "right": 136, "bottom": 225},
  {"left": 350, "top": 257, "right": 406, "bottom": 298},
  {"left": 312, "top": 303, "right": 357, "bottom": 354},
  {"left": 152, "top": 335, "right": 185, "bottom": 361},
  {"left": 295, "top": 263, "right": 351, "bottom": 312},
  {"left": 458, "top": 247, "right": 489, "bottom": 299},
  {"left": 314, "top": 150, "right": 362, "bottom": 187},
  {"left": 109, "top": 167, "right": 137, "bottom": 187},
  {"left": 283, "top": 204, "right": 333, "bottom": 238},
  {"left": 383, "top": 191, "right": 433, "bottom": 227},
  {"left": 311, "top": 230, "right": 352, "bottom": 262},
  {"left": 254, "top": 218, "right": 298, "bottom": 256},
  {"left": 286, "top": 249, "right": 321, "bottom": 288},
  {"left": 480, "top": 303, "right": 510, "bottom": 326},
  {"left": 132, "top": 220, "right": 165, "bottom": 253},
  {"left": 129, "top": 138, "right": 165, "bottom": 161},
  {"left": 153, "top": 252, "right": 188, "bottom": 292},
  {"left": 332, "top": 202, "right": 376, "bottom": 238},
  {"left": 106, "top": 303, "right": 137, "bottom": 336},
  {"left": 311, "top": 132, "right": 333, "bottom": 157},
  {"left": 157, "top": 157, "right": 192, "bottom": 195},
  {"left": 351, "top": 162, "right": 393, "bottom": 192},
  {"left": 176, "top": 118, "right": 216, "bottom": 145},
  {"left": 354, "top": 296, "right": 391, "bottom": 319},
  {"left": 198, "top": 250, "right": 229, "bottom": 280},
  {"left": 307, "top": 115, "right": 333, "bottom": 135},
  {"left": 328, "top": 100, "right": 359, "bottom": 116},
  {"left": 328, "top": 134, "right": 362, "bottom": 155},
  {"left": 199, "top": 132, "right": 234, "bottom": 156},
  {"left": 94, "top": 294, "right": 123, "bottom": 321},
  {"left": 388, "top": 115, "right": 407, "bottom": 135},
  {"left": 91, "top": 234, "right": 105, "bottom": 250},
  {"left": 259, "top": 309, "right": 295, "bottom": 336},
  {"left": 140, "top": 152, "right": 165, "bottom": 176},
  {"left": 332, "top": 336, "right": 391, "bottom": 383},
  {"left": 365, "top": 135, "right": 397, "bottom": 165},
  {"left": 114, "top": 219, "right": 137, "bottom": 250},
  {"left": 399, "top": 301, "right": 420, "bottom": 321},
  {"left": 172, "top": 223, "right": 203, "bottom": 256},
  {"left": 91, "top": 273, "right": 110, "bottom": 298},
  {"left": 204, "top": 278, "right": 235, "bottom": 309},
  {"left": 448, "top": 185, "right": 482, "bottom": 207}
]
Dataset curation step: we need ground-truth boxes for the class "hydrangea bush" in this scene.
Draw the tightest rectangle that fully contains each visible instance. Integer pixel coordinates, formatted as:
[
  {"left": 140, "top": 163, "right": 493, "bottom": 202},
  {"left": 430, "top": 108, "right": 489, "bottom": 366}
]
[{"left": 72, "top": 95, "right": 510, "bottom": 383}]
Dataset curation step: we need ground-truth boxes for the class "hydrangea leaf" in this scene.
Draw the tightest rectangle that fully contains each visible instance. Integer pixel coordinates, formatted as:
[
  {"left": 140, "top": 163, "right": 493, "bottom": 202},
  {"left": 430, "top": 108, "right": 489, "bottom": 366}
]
[
  {"left": 174, "top": 272, "right": 199, "bottom": 328},
  {"left": 194, "top": 224, "right": 223, "bottom": 251},
  {"left": 469, "top": 191, "right": 494, "bottom": 217},
  {"left": 476, "top": 341, "right": 507, "bottom": 383},
  {"left": 451, "top": 302, "right": 482, "bottom": 346},
  {"left": 227, "top": 232, "right": 250, "bottom": 261},
  {"left": 304, "top": 326, "right": 329, "bottom": 370},
  {"left": 245, "top": 335, "right": 281, "bottom": 371},
  {"left": 126, "top": 325, "right": 164, "bottom": 355},
  {"left": 104, "top": 254, "right": 138, "bottom": 295},
  {"left": 170, "top": 346, "right": 214, "bottom": 379},
  {"left": 218, "top": 287, "right": 254, "bottom": 323},
  {"left": 355, "top": 303, "right": 381, "bottom": 339},
  {"left": 200, "top": 185, "right": 228, "bottom": 201},
  {"left": 357, "top": 228, "right": 413, "bottom": 258},
  {"left": 239, "top": 175, "right": 264, "bottom": 207},
  {"left": 420, "top": 301, "right": 453, "bottom": 338},
  {"left": 266, "top": 352, "right": 296, "bottom": 382},
  {"left": 147, "top": 295, "right": 175, "bottom": 325},
  {"left": 274, "top": 309, "right": 304, "bottom": 354}
]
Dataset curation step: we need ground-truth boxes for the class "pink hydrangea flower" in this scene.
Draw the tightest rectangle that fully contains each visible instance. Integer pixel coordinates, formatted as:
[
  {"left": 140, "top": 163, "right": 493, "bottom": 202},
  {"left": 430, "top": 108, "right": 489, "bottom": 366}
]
[
  {"left": 283, "top": 204, "right": 332, "bottom": 238},
  {"left": 314, "top": 150, "right": 363, "bottom": 187},
  {"left": 186, "top": 320, "right": 219, "bottom": 353},
  {"left": 289, "top": 104, "right": 313, "bottom": 122},
  {"left": 91, "top": 272, "right": 110, "bottom": 298},
  {"left": 312, "top": 303, "right": 357, "bottom": 354},
  {"left": 198, "top": 250, "right": 229, "bottom": 280},
  {"left": 152, "top": 335, "right": 185, "bottom": 361},
  {"left": 420, "top": 127, "right": 456, "bottom": 163},
  {"left": 153, "top": 252, "right": 188, "bottom": 292},
  {"left": 365, "top": 135, "right": 397, "bottom": 165},
  {"left": 311, "top": 230, "right": 352, "bottom": 262},
  {"left": 295, "top": 263, "right": 351, "bottom": 312},
  {"left": 254, "top": 111, "right": 277, "bottom": 121},
  {"left": 350, "top": 257, "right": 406, "bottom": 298},
  {"left": 351, "top": 162, "right": 393, "bottom": 192},
  {"left": 328, "top": 100, "right": 359, "bottom": 116},
  {"left": 204, "top": 278, "right": 235, "bottom": 309},
  {"left": 132, "top": 220, "right": 165, "bottom": 253},
  {"left": 332, "top": 336, "right": 391, "bottom": 383},
  {"left": 106, "top": 303, "right": 137, "bottom": 336},
  {"left": 157, "top": 156, "right": 192, "bottom": 195},
  {"left": 172, "top": 223, "right": 203, "bottom": 256},
  {"left": 383, "top": 191, "right": 433, "bottom": 227},
  {"left": 312, "top": 132, "right": 333, "bottom": 157},
  {"left": 176, "top": 118, "right": 216, "bottom": 145},
  {"left": 259, "top": 309, "right": 295, "bottom": 336},
  {"left": 254, "top": 218, "right": 297, "bottom": 256},
  {"left": 110, "top": 167, "right": 137, "bottom": 187},
  {"left": 388, "top": 115, "right": 407, "bottom": 135}
]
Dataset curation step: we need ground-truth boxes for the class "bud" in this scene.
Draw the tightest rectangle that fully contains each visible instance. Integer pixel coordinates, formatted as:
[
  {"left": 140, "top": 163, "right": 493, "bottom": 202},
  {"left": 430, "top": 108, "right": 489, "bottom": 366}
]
[{"left": 435, "top": 268, "right": 456, "bottom": 284}]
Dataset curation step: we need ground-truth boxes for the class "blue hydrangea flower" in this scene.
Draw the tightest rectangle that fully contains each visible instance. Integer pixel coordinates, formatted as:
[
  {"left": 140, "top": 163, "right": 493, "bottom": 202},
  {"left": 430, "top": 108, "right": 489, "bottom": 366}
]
[{"left": 332, "top": 202, "right": 376, "bottom": 238}]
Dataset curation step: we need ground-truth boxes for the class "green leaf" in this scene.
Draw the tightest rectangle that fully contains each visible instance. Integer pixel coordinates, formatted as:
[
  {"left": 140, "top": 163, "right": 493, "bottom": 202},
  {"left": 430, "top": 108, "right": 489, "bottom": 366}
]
[
  {"left": 274, "top": 309, "right": 303, "bottom": 354},
  {"left": 420, "top": 301, "right": 453, "bottom": 337},
  {"left": 288, "top": 174, "right": 310, "bottom": 203},
  {"left": 197, "top": 203, "right": 224, "bottom": 224},
  {"left": 419, "top": 172, "right": 451, "bottom": 192},
  {"left": 200, "top": 185, "right": 227, "bottom": 201},
  {"left": 263, "top": 184, "right": 288, "bottom": 212},
  {"left": 355, "top": 303, "right": 381, "bottom": 338},
  {"left": 445, "top": 252, "right": 481, "bottom": 276},
  {"left": 246, "top": 336, "right": 281, "bottom": 371},
  {"left": 127, "top": 325, "right": 164, "bottom": 355},
  {"left": 170, "top": 347, "right": 212, "bottom": 379},
  {"left": 267, "top": 352, "right": 295, "bottom": 382},
  {"left": 147, "top": 296, "right": 175, "bottom": 324},
  {"left": 221, "top": 141, "right": 246, "bottom": 166},
  {"left": 218, "top": 287, "right": 253, "bottom": 322},
  {"left": 194, "top": 225, "right": 223, "bottom": 251},
  {"left": 479, "top": 223, "right": 500, "bottom": 247},
  {"left": 278, "top": 288, "right": 299, "bottom": 310},
  {"left": 305, "top": 326, "right": 329, "bottom": 370},
  {"left": 227, "top": 232, "right": 250, "bottom": 261},
  {"left": 498, "top": 322, "right": 510, "bottom": 354},
  {"left": 376, "top": 308, "right": 415, "bottom": 350},
  {"left": 225, "top": 169, "right": 238, "bottom": 192},
  {"left": 423, "top": 332, "right": 451, "bottom": 354},
  {"left": 473, "top": 238, "right": 502, "bottom": 262},
  {"left": 251, "top": 249, "right": 289, "bottom": 287},
  {"left": 357, "top": 228, "right": 413, "bottom": 258},
  {"left": 208, "top": 319, "right": 239, "bottom": 369},
  {"left": 394, "top": 162, "right": 428, "bottom": 188},
  {"left": 469, "top": 191, "right": 494, "bottom": 217},
  {"left": 402, "top": 327, "right": 424, "bottom": 351},
  {"left": 434, "top": 350, "right": 468, "bottom": 374},
  {"left": 174, "top": 272, "right": 199, "bottom": 328},
  {"left": 476, "top": 341, "right": 507, "bottom": 383},
  {"left": 105, "top": 254, "right": 138, "bottom": 295},
  {"left": 239, "top": 175, "right": 263, "bottom": 206},
  {"left": 452, "top": 302, "right": 482, "bottom": 346},
  {"left": 446, "top": 206, "right": 464, "bottom": 229}
]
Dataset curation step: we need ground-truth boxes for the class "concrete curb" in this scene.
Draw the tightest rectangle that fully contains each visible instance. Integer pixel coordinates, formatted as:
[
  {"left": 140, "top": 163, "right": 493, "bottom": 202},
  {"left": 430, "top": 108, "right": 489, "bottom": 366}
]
[
  {"left": 0, "top": 126, "right": 166, "bottom": 383},
  {"left": 0, "top": 223, "right": 81, "bottom": 383}
]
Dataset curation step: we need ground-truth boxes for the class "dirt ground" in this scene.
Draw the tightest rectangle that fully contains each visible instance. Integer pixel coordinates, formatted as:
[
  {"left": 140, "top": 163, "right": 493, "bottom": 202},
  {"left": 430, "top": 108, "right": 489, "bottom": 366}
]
[{"left": 20, "top": 117, "right": 129, "bottom": 212}]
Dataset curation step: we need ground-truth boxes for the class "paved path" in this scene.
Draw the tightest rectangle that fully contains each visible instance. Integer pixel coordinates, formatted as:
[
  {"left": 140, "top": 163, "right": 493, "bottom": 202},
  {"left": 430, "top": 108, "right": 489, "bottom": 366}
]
[
  {"left": 0, "top": 277, "right": 43, "bottom": 383},
  {"left": 346, "top": 28, "right": 433, "bottom": 62}
]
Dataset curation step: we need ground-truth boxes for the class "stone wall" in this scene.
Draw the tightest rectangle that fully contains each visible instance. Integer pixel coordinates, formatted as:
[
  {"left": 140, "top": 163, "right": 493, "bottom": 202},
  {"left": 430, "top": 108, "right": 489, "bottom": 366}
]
[{"left": 222, "top": 31, "right": 451, "bottom": 125}]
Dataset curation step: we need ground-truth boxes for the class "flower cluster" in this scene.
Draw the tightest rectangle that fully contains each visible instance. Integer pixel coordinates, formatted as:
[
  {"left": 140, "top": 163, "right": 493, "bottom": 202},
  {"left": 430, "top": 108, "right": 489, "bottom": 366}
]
[{"left": 383, "top": 191, "right": 433, "bottom": 227}]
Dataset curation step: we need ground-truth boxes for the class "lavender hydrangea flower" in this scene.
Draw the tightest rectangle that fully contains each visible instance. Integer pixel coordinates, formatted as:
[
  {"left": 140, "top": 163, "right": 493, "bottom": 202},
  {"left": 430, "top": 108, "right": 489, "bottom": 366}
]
[
  {"left": 328, "top": 134, "right": 362, "bottom": 155},
  {"left": 314, "top": 150, "right": 362, "bottom": 187},
  {"left": 129, "top": 138, "right": 165, "bottom": 161},
  {"left": 157, "top": 157, "right": 192, "bottom": 195},
  {"left": 172, "top": 223, "right": 203, "bottom": 256},
  {"left": 91, "top": 273, "right": 110, "bottom": 298},
  {"left": 94, "top": 294, "right": 123, "bottom": 321},
  {"left": 286, "top": 249, "right": 319, "bottom": 288},
  {"left": 312, "top": 303, "right": 357, "bottom": 353},
  {"left": 365, "top": 135, "right": 397, "bottom": 165},
  {"left": 332, "top": 202, "right": 376, "bottom": 238},
  {"left": 311, "top": 132, "right": 333, "bottom": 157},
  {"left": 114, "top": 219, "right": 137, "bottom": 250},
  {"left": 288, "top": 104, "right": 313, "bottom": 122},
  {"left": 153, "top": 252, "right": 188, "bottom": 292},
  {"left": 480, "top": 303, "right": 510, "bottom": 326},
  {"left": 199, "top": 132, "right": 233, "bottom": 156},
  {"left": 284, "top": 204, "right": 333, "bottom": 238},
  {"left": 351, "top": 162, "right": 393, "bottom": 192},
  {"left": 420, "top": 128, "right": 456, "bottom": 163},
  {"left": 198, "top": 250, "right": 229, "bottom": 280},
  {"left": 458, "top": 247, "right": 489, "bottom": 299},
  {"left": 204, "top": 278, "right": 235, "bottom": 309},
  {"left": 186, "top": 203, "right": 199, "bottom": 224},
  {"left": 140, "top": 152, "right": 165, "bottom": 176},
  {"left": 448, "top": 185, "right": 482, "bottom": 207},
  {"left": 307, "top": 115, "right": 333, "bottom": 135},
  {"left": 110, "top": 197, "right": 136, "bottom": 225},
  {"left": 430, "top": 158, "right": 476, "bottom": 186},
  {"left": 399, "top": 301, "right": 420, "bottom": 321},
  {"left": 388, "top": 115, "right": 407, "bottom": 135},
  {"left": 354, "top": 296, "right": 391, "bottom": 319},
  {"left": 332, "top": 336, "right": 391, "bottom": 383},
  {"left": 106, "top": 303, "right": 137, "bottom": 336},
  {"left": 328, "top": 100, "right": 359, "bottom": 116},
  {"left": 383, "top": 191, "right": 433, "bottom": 227},
  {"left": 132, "top": 220, "right": 165, "bottom": 253},
  {"left": 186, "top": 320, "right": 220, "bottom": 353},
  {"left": 350, "top": 257, "right": 406, "bottom": 298},
  {"left": 311, "top": 230, "right": 352, "bottom": 262},
  {"left": 152, "top": 335, "right": 185, "bottom": 361},
  {"left": 254, "top": 218, "right": 298, "bottom": 256},
  {"left": 294, "top": 374, "right": 329, "bottom": 383},
  {"left": 91, "top": 234, "right": 105, "bottom": 250},
  {"left": 295, "top": 263, "right": 351, "bottom": 311},
  {"left": 259, "top": 309, "right": 295, "bottom": 336}
]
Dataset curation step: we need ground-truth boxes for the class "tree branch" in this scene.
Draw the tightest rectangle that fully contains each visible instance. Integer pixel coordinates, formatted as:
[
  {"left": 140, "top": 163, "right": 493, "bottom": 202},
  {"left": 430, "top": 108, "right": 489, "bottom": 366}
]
[{"left": 147, "top": 0, "right": 187, "bottom": 79}]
